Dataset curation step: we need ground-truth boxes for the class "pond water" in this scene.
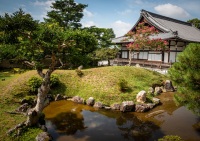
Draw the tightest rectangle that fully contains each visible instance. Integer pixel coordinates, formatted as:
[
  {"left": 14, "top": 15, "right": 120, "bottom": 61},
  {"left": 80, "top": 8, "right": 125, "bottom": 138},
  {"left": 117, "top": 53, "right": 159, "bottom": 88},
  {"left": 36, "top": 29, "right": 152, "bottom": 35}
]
[{"left": 43, "top": 93, "right": 200, "bottom": 141}]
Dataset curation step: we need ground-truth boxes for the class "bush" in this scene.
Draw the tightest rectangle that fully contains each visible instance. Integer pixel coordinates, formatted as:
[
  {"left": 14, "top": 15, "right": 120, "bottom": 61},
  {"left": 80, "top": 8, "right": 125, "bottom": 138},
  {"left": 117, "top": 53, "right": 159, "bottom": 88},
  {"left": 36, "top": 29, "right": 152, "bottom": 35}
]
[
  {"left": 158, "top": 135, "right": 183, "bottom": 141},
  {"left": 75, "top": 69, "right": 84, "bottom": 77},
  {"left": 28, "top": 74, "right": 60, "bottom": 93},
  {"left": 28, "top": 76, "right": 42, "bottom": 93},
  {"left": 118, "top": 79, "right": 129, "bottom": 92},
  {"left": 50, "top": 74, "right": 60, "bottom": 87}
]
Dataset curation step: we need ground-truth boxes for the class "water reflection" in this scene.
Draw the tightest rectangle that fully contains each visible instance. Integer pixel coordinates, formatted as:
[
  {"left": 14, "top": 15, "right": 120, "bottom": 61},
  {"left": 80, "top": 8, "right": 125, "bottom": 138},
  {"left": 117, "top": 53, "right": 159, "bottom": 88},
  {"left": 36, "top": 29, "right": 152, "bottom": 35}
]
[
  {"left": 44, "top": 100, "right": 161, "bottom": 141},
  {"left": 43, "top": 93, "right": 200, "bottom": 141},
  {"left": 49, "top": 112, "right": 86, "bottom": 134}
]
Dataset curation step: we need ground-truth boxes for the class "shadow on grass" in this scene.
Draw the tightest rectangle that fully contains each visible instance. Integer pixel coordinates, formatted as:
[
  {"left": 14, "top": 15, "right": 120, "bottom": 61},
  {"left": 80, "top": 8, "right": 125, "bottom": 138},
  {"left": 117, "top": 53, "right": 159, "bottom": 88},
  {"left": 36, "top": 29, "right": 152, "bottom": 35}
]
[
  {"left": 50, "top": 82, "right": 67, "bottom": 96},
  {"left": 0, "top": 71, "right": 13, "bottom": 80},
  {"left": 121, "top": 87, "right": 133, "bottom": 93}
]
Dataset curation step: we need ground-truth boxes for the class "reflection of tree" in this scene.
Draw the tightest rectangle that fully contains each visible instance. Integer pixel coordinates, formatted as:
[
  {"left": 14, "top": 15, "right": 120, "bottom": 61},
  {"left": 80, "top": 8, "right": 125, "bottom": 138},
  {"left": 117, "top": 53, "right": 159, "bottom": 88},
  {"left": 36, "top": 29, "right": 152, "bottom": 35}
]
[
  {"left": 193, "top": 117, "right": 200, "bottom": 131},
  {"left": 48, "top": 112, "right": 86, "bottom": 135},
  {"left": 116, "top": 114, "right": 160, "bottom": 140}
]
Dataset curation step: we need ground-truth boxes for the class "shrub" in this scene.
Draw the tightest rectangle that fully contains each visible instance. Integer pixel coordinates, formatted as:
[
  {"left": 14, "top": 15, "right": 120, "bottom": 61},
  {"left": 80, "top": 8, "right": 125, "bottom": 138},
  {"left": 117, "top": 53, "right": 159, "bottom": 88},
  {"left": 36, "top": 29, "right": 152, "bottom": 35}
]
[
  {"left": 28, "top": 76, "right": 42, "bottom": 93},
  {"left": 28, "top": 74, "right": 60, "bottom": 94},
  {"left": 75, "top": 69, "right": 84, "bottom": 77},
  {"left": 158, "top": 135, "right": 183, "bottom": 141},
  {"left": 50, "top": 74, "right": 60, "bottom": 87},
  {"left": 118, "top": 79, "right": 129, "bottom": 92}
]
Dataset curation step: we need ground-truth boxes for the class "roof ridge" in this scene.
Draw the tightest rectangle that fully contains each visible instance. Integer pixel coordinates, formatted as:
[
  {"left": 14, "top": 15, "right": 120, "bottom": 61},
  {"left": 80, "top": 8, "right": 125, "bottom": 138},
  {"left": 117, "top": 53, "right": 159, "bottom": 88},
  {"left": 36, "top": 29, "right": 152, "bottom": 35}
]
[
  {"left": 142, "top": 11, "right": 170, "bottom": 32},
  {"left": 141, "top": 9, "right": 192, "bottom": 26}
]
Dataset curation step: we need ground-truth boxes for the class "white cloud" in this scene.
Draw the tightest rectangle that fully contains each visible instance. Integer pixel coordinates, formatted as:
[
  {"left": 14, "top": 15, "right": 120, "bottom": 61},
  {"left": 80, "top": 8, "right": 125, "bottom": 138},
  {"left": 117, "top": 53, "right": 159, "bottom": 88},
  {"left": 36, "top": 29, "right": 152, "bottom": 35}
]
[
  {"left": 33, "top": 0, "right": 54, "bottom": 11},
  {"left": 84, "top": 9, "right": 94, "bottom": 17},
  {"left": 154, "top": 3, "right": 190, "bottom": 19},
  {"left": 82, "top": 21, "right": 97, "bottom": 27},
  {"left": 112, "top": 20, "right": 132, "bottom": 37}
]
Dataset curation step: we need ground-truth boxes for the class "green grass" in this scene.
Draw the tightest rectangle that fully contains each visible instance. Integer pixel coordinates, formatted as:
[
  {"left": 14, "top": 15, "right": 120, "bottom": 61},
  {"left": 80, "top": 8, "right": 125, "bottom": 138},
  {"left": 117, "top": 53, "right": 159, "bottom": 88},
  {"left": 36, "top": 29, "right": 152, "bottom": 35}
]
[
  {"left": 56, "top": 66, "right": 167, "bottom": 105},
  {"left": 0, "top": 66, "right": 168, "bottom": 140}
]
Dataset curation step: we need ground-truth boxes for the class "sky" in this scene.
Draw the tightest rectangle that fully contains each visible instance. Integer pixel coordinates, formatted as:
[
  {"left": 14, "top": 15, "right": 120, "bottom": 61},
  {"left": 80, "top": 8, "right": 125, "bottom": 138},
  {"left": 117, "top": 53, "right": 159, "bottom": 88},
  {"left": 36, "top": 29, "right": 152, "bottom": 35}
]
[{"left": 0, "top": 0, "right": 200, "bottom": 37}]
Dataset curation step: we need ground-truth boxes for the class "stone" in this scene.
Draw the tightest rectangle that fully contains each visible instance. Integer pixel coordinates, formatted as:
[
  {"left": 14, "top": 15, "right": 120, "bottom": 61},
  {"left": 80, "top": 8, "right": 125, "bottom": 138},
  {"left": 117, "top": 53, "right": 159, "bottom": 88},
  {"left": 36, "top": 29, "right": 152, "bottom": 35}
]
[
  {"left": 36, "top": 132, "right": 52, "bottom": 141},
  {"left": 47, "top": 94, "right": 54, "bottom": 102},
  {"left": 104, "top": 106, "right": 111, "bottom": 110},
  {"left": 86, "top": 97, "right": 95, "bottom": 106},
  {"left": 72, "top": 96, "right": 84, "bottom": 104},
  {"left": 154, "top": 87, "right": 162, "bottom": 95},
  {"left": 136, "top": 90, "right": 146, "bottom": 103},
  {"left": 152, "top": 97, "right": 160, "bottom": 105},
  {"left": 21, "top": 98, "right": 33, "bottom": 105},
  {"left": 93, "top": 102, "right": 104, "bottom": 108},
  {"left": 111, "top": 103, "right": 121, "bottom": 110},
  {"left": 120, "top": 101, "right": 135, "bottom": 112},
  {"left": 135, "top": 104, "right": 150, "bottom": 112},
  {"left": 63, "top": 96, "right": 68, "bottom": 99},
  {"left": 163, "top": 80, "right": 175, "bottom": 92},
  {"left": 135, "top": 64, "right": 140, "bottom": 67},
  {"left": 40, "top": 125, "right": 47, "bottom": 132},
  {"left": 55, "top": 94, "right": 64, "bottom": 101},
  {"left": 17, "top": 103, "right": 29, "bottom": 112},
  {"left": 146, "top": 103, "right": 156, "bottom": 109},
  {"left": 148, "top": 87, "right": 154, "bottom": 95}
]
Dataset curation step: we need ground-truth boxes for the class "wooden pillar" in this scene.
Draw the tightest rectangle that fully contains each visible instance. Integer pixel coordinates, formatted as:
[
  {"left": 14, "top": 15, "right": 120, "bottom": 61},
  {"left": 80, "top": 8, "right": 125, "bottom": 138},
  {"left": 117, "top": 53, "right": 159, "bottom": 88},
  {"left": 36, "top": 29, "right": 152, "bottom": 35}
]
[
  {"left": 168, "top": 40, "right": 171, "bottom": 63},
  {"left": 175, "top": 41, "right": 177, "bottom": 62}
]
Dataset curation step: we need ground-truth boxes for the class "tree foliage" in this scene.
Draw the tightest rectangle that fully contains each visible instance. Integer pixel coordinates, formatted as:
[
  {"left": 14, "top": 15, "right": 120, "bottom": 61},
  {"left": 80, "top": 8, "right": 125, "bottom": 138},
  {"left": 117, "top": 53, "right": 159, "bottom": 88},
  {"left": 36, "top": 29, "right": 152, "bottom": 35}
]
[
  {"left": 187, "top": 18, "right": 200, "bottom": 29},
  {"left": 0, "top": 9, "right": 38, "bottom": 62},
  {"left": 83, "top": 26, "right": 115, "bottom": 48},
  {"left": 168, "top": 43, "right": 200, "bottom": 114},
  {"left": 95, "top": 47, "right": 119, "bottom": 65},
  {"left": 63, "top": 29, "right": 97, "bottom": 67},
  {"left": 45, "top": 0, "right": 87, "bottom": 29},
  {"left": 125, "top": 21, "right": 167, "bottom": 50},
  {"left": 0, "top": 8, "right": 38, "bottom": 44},
  {"left": 123, "top": 21, "right": 167, "bottom": 65}
]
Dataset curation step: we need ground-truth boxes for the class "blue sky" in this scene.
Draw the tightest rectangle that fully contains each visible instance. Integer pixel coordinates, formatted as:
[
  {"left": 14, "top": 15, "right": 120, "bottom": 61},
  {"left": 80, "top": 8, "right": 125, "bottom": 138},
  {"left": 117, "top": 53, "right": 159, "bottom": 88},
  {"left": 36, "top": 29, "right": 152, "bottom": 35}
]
[{"left": 0, "top": 0, "right": 200, "bottom": 37}]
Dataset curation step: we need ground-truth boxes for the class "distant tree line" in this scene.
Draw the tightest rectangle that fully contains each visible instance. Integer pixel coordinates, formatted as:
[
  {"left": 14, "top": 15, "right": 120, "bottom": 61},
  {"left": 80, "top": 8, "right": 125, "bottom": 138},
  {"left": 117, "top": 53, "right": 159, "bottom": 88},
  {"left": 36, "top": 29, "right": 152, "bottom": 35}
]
[{"left": 0, "top": 0, "right": 118, "bottom": 69}]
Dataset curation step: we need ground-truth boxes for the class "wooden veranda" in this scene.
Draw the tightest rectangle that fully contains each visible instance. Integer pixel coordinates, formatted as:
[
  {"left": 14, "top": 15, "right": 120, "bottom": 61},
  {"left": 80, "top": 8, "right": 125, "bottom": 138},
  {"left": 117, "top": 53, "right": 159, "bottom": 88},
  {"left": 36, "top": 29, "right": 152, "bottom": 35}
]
[{"left": 112, "top": 58, "right": 172, "bottom": 68}]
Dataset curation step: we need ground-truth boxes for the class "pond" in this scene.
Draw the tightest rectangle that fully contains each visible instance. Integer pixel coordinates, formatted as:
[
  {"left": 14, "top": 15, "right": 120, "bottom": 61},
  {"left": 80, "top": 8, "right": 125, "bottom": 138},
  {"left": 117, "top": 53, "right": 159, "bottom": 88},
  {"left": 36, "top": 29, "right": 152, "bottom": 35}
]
[{"left": 43, "top": 93, "right": 200, "bottom": 141}]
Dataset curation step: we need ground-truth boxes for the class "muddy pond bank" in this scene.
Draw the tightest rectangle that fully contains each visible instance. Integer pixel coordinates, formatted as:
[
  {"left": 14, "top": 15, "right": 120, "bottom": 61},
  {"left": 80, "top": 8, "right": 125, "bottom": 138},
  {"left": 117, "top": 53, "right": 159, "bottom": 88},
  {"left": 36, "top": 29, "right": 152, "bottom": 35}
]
[{"left": 43, "top": 93, "right": 200, "bottom": 141}]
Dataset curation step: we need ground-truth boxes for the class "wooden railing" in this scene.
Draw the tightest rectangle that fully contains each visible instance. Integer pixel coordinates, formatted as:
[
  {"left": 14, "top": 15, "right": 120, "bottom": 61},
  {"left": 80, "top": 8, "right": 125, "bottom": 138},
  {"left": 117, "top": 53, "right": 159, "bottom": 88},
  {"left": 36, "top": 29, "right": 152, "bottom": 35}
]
[{"left": 112, "top": 58, "right": 172, "bottom": 68}]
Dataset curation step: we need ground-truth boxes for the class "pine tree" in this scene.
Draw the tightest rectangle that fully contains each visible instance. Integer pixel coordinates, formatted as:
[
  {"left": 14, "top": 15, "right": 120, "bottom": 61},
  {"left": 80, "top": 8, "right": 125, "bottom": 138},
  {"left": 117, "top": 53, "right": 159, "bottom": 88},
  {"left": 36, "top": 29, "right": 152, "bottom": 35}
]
[{"left": 168, "top": 43, "right": 200, "bottom": 114}]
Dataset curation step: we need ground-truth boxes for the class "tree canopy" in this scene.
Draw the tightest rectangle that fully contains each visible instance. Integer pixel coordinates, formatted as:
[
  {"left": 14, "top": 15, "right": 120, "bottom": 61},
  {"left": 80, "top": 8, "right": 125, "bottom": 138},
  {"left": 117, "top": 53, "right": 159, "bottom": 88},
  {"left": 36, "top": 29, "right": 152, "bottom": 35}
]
[
  {"left": 125, "top": 21, "right": 167, "bottom": 50},
  {"left": 83, "top": 26, "right": 115, "bottom": 48},
  {"left": 123, "top": 21, "right": 167, "bottom": 65},
  {"left": 187, "top": 18, "right": 200, "bottom": 29},
  {"left": 0, "top": 8, "right": 39, "bottom": 62},
  {"left": 45, "top": 0, "right": 87, "bottom": 29},
  {"left": 168, "top": 43, "right": 200, "bottom": 115},
  {"left": 63, "top": 29, "right": 97, "bottom": 67}
]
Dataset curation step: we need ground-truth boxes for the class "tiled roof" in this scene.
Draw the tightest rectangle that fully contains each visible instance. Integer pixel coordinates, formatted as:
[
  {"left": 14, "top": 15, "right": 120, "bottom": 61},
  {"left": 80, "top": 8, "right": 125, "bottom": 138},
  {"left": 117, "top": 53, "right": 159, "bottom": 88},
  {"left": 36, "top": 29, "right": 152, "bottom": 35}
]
[
  {"left": 112, "top": 36, "right": 133, "bottom": 44},
  {"left": 142, "top": 10, "right": 200, "bottom": 42},
  {"left": 112, "top": 9, "right": 200, "bottom": 43}
]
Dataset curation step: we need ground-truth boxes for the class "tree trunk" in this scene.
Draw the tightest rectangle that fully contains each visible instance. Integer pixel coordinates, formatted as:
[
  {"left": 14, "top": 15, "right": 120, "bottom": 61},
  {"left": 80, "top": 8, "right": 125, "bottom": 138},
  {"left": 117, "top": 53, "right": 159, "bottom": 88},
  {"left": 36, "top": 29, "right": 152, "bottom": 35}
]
[
  {"left": 25, "top": 53, "right": 56, "bottom": 127},
  {"left": 25, "top": 70, "right": 52, "bottom": 126},
  {"left": 128, "top": 50, "right": 132, "bottom": 66},
  {"left": 108, "top": 59, "right": 110, "bottom": 66}
]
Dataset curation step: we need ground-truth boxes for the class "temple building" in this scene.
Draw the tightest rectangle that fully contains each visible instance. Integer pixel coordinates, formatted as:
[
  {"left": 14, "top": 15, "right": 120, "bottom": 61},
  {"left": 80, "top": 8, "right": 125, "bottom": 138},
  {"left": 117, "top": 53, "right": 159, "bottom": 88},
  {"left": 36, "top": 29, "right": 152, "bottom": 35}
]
[{"left": 112, "top": 9, "right": 200, "bottom": 68}]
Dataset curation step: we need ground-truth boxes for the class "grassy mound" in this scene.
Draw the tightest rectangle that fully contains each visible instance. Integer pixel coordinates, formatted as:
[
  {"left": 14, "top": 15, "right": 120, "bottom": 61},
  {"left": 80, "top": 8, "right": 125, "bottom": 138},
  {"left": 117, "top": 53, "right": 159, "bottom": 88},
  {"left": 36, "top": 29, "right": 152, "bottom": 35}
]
[
  {"left": 0, "top": 66, "right": 167, "bottom": 140},
  {"left": 57, "top": 66, "right": 167, "bottom": 105},
  {"left": 1, "top": 66, "right": 167, "bottom": 105}
]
